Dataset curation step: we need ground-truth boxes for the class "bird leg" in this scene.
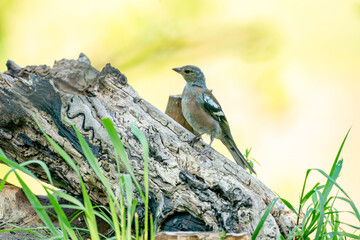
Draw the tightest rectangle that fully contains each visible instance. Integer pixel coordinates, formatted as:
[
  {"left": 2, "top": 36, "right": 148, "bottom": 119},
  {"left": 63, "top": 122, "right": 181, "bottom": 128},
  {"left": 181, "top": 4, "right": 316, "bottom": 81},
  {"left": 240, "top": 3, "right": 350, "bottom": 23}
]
[
  {"left": 188, "top": 133, "right": 203, "bottom": 147},
  {"left": 202, "top": 135, "right": 214, "bottom": 155}
]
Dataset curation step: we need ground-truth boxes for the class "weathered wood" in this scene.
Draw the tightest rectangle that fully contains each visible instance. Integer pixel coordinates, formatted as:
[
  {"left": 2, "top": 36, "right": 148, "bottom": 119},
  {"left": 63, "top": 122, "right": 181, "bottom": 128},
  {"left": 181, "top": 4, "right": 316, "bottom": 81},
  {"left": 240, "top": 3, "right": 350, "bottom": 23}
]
[
  {"left": 155, "top": 232, "right": 250, "bottom": 240},
  {"left": 0, "top": 180, "right": 111, "bottom": 237},
  {"left": 165, "top": 95, "right": 194, "bottom": 133},
  {"left": 0, "top": 54, "right": 296, "bottom": 239},
  {"left": 0, "top": 182, "right": 42, "bottom": 227}
]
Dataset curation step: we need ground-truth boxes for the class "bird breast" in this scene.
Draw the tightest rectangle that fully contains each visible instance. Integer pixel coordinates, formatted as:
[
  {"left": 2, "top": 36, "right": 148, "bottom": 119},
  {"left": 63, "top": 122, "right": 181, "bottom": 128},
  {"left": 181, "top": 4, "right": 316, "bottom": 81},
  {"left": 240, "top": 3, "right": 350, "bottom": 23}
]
[{"left": 181, "top": 85, "right": 222, "bottom": 137}]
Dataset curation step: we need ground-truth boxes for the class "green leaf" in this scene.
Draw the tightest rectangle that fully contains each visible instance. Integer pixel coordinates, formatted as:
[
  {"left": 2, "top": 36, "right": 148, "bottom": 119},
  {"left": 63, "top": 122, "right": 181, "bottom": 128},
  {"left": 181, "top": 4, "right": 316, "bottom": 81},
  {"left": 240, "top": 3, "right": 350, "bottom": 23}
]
[
  {"left": 14, "top": 171, "right": 59, "bottom": 236},
  {"left": 314, "top": 190, "right": 325, "bottom": 240},
  {"left": 122, "top": 174, "right": 134, "bottom": 239},
  {"left": 20, "top": 160, "right": 54, "bottom": 185},
  {"left": 0, "top": 226, "right": 47, "bottom": 238},
  {"left": 252, "top": 197, "right": 279, "bottom": 240},
  {"left": 109, "top": 197, "right": 121, "bottom": 240},
  {"left": 131, "top": 122, "right": 150, "bottom": 238},
  {"left": 329, "top": 128, "right": 351, "bottom": 178},
  {"left": 312, "top": 168, "right": 351, "bottom": 200},
  {"left": 336, "top": 196, "right": 360, "bottom": 222},
  {"left": 0, "top": 168, "right": 14, "bottom": 192},
  {"left": 322, "top": 159, "right": 342, "bottom": 201},
  {"left": 324, "top": 231, "right": 360, "bottom": 239},
  {"left": 135, "top": 212, "right": 139, "bottom": 240},
  {"left": 280, "top": 197, "right": 297, "bottom": 215},
  {"left": 44, "top": 188, "right": 78, "bottom": 240},
  {"left": 102, "top": 118, "right": 145, "bottom": 201},
  {"left": 45, "top": 188, "right": 85, "bottom": 210},
  {"left": 80, "top": 178, "right": 100, "bottom": 240},
  {"left": 0, "top": 148, "right": 6, "bottom": 158},
  {"left": 0, "top": 155, "right": 39, "bottom": 181}
]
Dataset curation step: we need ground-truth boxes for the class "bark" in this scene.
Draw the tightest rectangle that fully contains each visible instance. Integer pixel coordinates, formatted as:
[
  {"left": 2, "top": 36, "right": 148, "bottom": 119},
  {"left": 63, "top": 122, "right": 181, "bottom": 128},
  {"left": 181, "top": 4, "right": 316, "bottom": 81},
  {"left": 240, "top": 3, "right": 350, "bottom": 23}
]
[
  {"left": 0, "top": 182, "right": 43, "bottom": 227},
  {"left": 155, "top": 232, "right": 250, "bottom": 240},
  {"left": 165, "top": 95, "right": 194, "bottom": 133},
  {"left": 0, "top": 181, "right": 110, "bottom": 239},
  {"left": 0, "top": 54, "right": 296, "bottom": 239}
]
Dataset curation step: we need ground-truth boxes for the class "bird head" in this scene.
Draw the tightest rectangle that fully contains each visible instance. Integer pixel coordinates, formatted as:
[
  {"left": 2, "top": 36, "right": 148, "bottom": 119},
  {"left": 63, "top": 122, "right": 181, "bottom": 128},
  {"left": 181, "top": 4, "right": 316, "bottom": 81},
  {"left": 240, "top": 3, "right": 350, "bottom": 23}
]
[{"left": 172, "top": 65, "right": 206, "bottom": 84}]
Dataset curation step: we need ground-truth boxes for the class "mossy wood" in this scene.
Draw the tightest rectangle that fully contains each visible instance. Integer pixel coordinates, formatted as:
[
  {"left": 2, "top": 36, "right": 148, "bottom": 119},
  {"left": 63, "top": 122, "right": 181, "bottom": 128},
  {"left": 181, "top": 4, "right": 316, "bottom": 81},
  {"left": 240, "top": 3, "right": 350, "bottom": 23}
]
[{"left": 0, "top": 54, "right": 296, "bottom": 239}]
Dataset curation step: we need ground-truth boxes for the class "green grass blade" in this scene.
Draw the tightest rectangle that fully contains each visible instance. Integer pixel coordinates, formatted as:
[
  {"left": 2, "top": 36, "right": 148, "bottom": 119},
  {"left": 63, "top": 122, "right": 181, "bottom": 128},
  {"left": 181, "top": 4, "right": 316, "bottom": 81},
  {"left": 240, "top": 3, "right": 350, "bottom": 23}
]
[
  {"left": 122, "top": 174, "right": 134, "bottom": 239},
  {"left": 92, "top": 207, "right": 119, "bottom": 229},
  {"left": 322, "top": 159, "right": 342, "bottom": 201},
  {"left": 14, "top": 171, "right": 59, "bottom": 236},
  {"left": 329, "top": 128, "right": 351, "bottom": 178},
  {"left": 300, "top": 182, "right": 320, "bottom": 206},
  {"left": 45, "top": 189, "right": 85, "bottom": 210},
  {"left": 150, "top": 214, "right": 155, "bottom": 240},
  {"left": 280, "top": 198, "right": 297, "bottom": 215},
  {"left": 32, "top": 114, "right": 80, "bottom": 176},
  {"left": 20, "top": 160, "right": 54, "bottom": 185},
  {"left": 68, "top": 210, "right": 85, "bottom": 226},
  {"left": 80, "top": 179, "right": 100, "bottom": 240},
  {"left": 70, "top": 121, "right": 125, "bottom": 215},
  {"left": 312, "top": 189, "right": 319, "bottom": 205},
  {"left": 109, "top": 197, "right": 121, "bottom": 240},
  {"left": 300, "top": 206, "right": 314, "bottom": 236},
  {"left": 314, "top": 190, "right": 325, "bottom": 240},
  {"left": 131, "top": 122, "right": 150, "bottom": 239},
  {"left": 135, "top": 212, "right": 139, "bottom": 240},
  {"left": 130, "top": 199, "right": 138, "bottom": 221},
  {"left": 297, "top": 169, "right": 313, "bottom": 225},
  {"left": 0, "top": 226, "right": 48, "bottom": 237},
  {"left": 116, "top": 168, "right": 126, "bottom": 240},
  {"left": 41, "top": 204, "right": 83, "bottom": 211},
  {"left": 252, "top": 197, "right": 279, "bottom": 240},
  {"left": 0, "top": 148, "right": 6, "bottom": 158},
  {"left": 0, "top": 168, "right": 14, "bottom": 191},
  {"left": 0, "top": 156, "right": 39, "bottom": 181},
  {"left": 336, "top": 196, "right": 360, "bottom": 222},
  {"left": 328, "top": 193, "right": 340, "bottom": 240},
  {"left": 324, "top": 232, "right": 360, "bottom": 239},
  {"left": 313, "top": 168, "right": 351, "bottom": 200},
  {"left": 122, "top": 174, "right": 133, "bottom": 208},
  {"left": 44, "top": 188, "right": 78, "bottom": 240},
  {"left": 286, "top": 225, "right": 301, "bottom": 239},
  {"left": 102, "top": 118, "right": 145, "bottom": 201},
  {"left": 41, "top": 133, "right": 80, "bottom": 177},
  {"left": 335, "top": 221, "right": 360, "bottom": 230}
]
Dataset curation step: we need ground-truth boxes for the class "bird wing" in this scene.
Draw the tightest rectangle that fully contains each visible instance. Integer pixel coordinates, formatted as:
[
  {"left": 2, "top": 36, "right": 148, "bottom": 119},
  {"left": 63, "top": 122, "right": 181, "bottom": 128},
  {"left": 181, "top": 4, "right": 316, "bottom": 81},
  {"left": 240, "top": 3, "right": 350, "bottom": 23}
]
[
  {"left": 196, "top": 88, "right": 255, "bottom": 173},
  {"left": 198, "top": 89, "right": 232, "bottom": 136}
]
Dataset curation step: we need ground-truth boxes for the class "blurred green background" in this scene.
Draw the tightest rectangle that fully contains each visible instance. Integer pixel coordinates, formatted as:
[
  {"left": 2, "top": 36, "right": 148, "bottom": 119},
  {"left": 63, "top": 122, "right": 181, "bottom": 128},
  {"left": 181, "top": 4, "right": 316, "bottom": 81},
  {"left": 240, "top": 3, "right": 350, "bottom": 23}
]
[{"left": 1, "top": 0, "right": 359, "bottom": 226}]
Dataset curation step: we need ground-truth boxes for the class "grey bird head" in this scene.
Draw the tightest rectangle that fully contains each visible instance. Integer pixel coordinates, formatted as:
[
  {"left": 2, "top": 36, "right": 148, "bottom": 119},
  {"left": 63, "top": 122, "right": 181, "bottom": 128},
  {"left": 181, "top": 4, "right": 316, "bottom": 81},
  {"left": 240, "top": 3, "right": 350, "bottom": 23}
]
[{"left": 172, "top": 65, "right": 206, "bottom": 86}]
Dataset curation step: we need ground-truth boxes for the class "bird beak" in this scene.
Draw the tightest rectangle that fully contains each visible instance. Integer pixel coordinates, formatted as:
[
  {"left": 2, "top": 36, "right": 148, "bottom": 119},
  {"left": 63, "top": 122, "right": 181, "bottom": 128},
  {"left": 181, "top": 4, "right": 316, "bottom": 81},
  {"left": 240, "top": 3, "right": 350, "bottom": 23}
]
[{"left": 172, "top": 67, "right": 182, "bottom": 74}]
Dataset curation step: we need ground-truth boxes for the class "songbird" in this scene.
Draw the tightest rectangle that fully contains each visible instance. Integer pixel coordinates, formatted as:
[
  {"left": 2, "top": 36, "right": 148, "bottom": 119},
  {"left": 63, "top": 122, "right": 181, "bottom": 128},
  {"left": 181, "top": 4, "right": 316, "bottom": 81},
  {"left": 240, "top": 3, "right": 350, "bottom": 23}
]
[{"left": 173, "top": 65, "right": 256, "bottom": 174}]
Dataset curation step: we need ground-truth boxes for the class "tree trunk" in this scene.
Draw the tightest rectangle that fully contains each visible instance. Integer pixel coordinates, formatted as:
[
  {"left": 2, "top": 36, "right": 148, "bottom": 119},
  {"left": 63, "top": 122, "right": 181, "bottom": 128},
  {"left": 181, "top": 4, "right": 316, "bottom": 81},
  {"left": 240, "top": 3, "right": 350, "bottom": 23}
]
[{"left": 0, "top": 54, "right": 296, "bottom": 239}]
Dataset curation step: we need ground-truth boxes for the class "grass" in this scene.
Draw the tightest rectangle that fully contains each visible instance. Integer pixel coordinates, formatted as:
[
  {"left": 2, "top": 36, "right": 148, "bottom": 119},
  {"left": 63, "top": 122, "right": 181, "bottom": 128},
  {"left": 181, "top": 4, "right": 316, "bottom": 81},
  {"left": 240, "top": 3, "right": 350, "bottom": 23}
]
[
  {"left": 244, "top": 147, "right": 258, "bottom": 175},
  {"left": 0, "top": 119, "right": 359, "bottom": 239},
  {"left": 0, "top": 117, "right": 154, "bottom": 240},
  {"left": 253, "top": 128, "right": 360, "bottom": 240}
]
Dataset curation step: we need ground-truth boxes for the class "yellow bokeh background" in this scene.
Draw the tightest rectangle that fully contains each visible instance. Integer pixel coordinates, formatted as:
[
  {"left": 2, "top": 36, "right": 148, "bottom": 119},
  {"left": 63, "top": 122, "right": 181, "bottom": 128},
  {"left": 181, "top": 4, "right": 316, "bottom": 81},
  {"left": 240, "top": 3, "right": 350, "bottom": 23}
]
[{"left": 1, "top": 0, "right": 359, "bottom": 227}]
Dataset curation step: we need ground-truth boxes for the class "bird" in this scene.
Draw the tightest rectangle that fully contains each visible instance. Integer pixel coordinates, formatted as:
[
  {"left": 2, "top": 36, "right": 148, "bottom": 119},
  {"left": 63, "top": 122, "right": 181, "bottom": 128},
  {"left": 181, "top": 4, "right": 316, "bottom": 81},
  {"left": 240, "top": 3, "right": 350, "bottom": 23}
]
[{"left": 173, "top": 65, "right": 256, "bottom": 174}]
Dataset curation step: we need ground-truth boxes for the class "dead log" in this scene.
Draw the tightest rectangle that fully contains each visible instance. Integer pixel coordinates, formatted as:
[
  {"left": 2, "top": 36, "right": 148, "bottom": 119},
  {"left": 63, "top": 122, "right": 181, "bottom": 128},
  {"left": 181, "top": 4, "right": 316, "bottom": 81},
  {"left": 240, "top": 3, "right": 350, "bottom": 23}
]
[
  {"left": 164, "top": 95, "right": 194, "bottom": 133},
  {"left": 155, "top": 232, "right": 250, "bottom": 240},
  {"left": 0, "top": 54, "right": 296, "bottom": 239},
  {"left": 0, "top": 181, "right": 110, "bottom": 239}
]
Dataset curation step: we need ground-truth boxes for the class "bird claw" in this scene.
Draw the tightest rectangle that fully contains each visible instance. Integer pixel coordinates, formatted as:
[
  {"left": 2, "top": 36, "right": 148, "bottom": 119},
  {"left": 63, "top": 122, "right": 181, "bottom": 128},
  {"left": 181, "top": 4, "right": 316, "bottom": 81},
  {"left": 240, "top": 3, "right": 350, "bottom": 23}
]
[
  {"left": 202, "top": 147, "right": 211, "bottom": 156},
  {"left": 188, "top": 135, "right": 201, "bottom": 147}
]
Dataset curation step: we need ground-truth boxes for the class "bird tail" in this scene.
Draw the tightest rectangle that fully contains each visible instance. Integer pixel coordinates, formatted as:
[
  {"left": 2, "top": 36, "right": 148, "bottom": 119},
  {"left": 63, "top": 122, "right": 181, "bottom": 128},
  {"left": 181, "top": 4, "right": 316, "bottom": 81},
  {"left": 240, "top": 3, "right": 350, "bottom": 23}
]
[{"left": 221, "top": 136, "right": 257, "bottom": 175}]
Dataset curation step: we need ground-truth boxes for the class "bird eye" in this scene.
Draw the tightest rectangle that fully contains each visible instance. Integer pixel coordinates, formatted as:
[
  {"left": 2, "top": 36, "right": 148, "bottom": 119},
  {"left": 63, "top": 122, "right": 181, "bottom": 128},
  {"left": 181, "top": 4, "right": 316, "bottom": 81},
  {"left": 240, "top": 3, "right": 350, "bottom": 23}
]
[{"left": 184, "top": 69, "right": 191, "bottom": 73}]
